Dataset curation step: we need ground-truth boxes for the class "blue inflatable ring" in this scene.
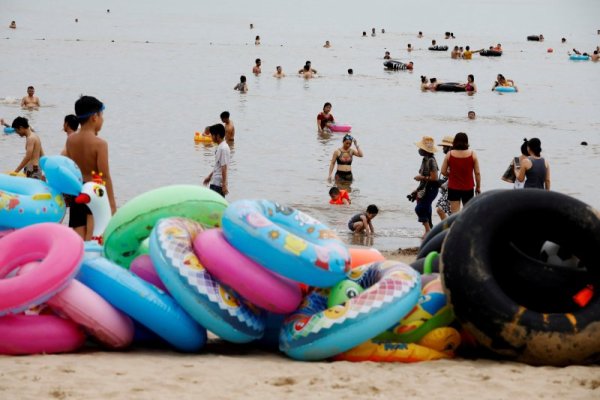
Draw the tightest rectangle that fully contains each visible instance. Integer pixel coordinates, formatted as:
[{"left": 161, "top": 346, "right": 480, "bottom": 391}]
[
  {"left": 495, "top": 86, "right": 517, "bottom": 93},
  {"left": 149, "top": 217, "right": 265, "bottom": 343},
  {"left": 77, "top": 256, "right": 207, "bottom": 352},
  {"left": 0, "top": 174, "right": 65, "bottom": 229},
  {"left": 279, "top": 261, "right": 421, "bottom": 360},
  {"left": 569, "top": 54, "right": 589, "bottom": 61},
  {"left": 222, "top": 200, "right": 351, "bottom": 287}
]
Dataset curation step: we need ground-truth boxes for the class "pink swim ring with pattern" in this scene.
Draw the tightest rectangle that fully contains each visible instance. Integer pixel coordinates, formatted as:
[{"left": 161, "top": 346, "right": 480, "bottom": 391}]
[{"left": 194, "top": 229, "right": 302, "bottom": 314}]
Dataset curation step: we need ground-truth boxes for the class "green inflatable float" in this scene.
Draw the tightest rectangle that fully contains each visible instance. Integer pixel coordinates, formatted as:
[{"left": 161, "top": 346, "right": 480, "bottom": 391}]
[{"left": 103, "top": 185, "right": 228, "bottom": 268}]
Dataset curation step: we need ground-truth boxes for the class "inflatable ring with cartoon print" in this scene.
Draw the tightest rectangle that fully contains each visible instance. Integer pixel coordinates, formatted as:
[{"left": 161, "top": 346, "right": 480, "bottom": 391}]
[
  {"left": 149, "top": 217, "right": 265, "bottom": 343},
  {"left": 279, "top": 261, "right": 421, "bottom": 361},
  {"left": 221, "top": 199, "right": 351, "bottom": 288},
  {"left": 375, "top": 275, "right": 454, "bottom": 343}
]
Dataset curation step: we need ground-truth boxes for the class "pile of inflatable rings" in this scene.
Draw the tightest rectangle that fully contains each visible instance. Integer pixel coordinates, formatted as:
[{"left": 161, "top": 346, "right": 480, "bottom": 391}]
[{"left": 3, "top": 179, "right": 600, "bottom": 366}]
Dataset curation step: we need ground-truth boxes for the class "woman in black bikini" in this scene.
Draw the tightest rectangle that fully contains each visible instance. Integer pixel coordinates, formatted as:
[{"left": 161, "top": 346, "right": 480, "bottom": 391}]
[{"left": 328, "top": 134, "right": 363, "bottom": 184}]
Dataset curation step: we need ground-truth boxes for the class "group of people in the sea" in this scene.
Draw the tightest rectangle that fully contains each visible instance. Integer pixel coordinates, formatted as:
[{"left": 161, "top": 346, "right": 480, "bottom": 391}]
[{"left": 4, "top": 20, "right": 592, "bottom": 245}]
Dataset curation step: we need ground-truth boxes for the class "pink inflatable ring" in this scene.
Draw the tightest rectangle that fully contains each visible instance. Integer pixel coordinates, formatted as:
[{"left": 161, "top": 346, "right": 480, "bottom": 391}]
[
  {"left": 0, "top": 315, "right": 86, "bottom": 355},
  {"left": 0, "top": 223, "right": 84, "bottom": 315},
  {"left": 48, "top": 279, "right": 135, "bottom": 349},
  {"left": 194, "top": 229, "right": 302, "bottom": 314}
]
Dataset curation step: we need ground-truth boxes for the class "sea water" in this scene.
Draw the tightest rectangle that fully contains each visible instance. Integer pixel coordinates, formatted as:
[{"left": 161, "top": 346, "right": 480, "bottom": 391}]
[{"left": 1, "top": 0, "right": 599, "bottom": 250}]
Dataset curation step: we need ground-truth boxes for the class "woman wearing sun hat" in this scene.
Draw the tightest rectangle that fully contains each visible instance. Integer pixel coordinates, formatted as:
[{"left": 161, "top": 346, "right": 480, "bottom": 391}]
[
  {"left": 435, "top": 135, "right": 455, "bottom": 220},
  {"left": 412, "top": 136, "right": 440, "bottom": 238},
  {"left": 441, "top": 132, "right": 481, "bottom": 214}
]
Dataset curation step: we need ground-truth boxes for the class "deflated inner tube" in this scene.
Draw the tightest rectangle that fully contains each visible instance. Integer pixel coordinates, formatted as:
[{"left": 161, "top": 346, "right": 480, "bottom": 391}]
[
  {"left": 527, "top": 35, "right": 541, "bottom": 41},
  {"left": 441, "top": 190, "right": 600, "bottom": 365},
  {"left": 480, "top": 50, "right": 502, "bottom": 57},
  {"left": 436, "top": 83, "right": 466, "bottom": 92},
  {"left": 428, "top": 45, "right": 448, "bottom": 51}
]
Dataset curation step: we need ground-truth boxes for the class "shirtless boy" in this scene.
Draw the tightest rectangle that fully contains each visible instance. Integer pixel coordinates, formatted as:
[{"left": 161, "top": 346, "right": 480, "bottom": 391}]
[
  {"left": 11, "top": 116, "right": 45, "bottom": 179},
  {"left": 220, "top": 111, "right": 235, "bottom": 142},
  {"left": 252, "top": 58, "right": 262, "bottom": 75},
  {"left": 60, "top": 114, "right": 79, "bottom": 155},
  {"left": 65, "top": 96, "right": 117, "bottom": 240},
  {"left": 21, "top": 86, "right": 40, "bottom": 109}
]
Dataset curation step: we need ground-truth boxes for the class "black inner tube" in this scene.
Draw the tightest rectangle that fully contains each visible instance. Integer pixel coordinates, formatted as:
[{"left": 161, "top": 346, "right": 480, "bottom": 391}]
[
  {"left": 441, "top": 190, "right": 600, "bottom": 364},
  {"left": 436, "top": 82, "right": 465, "bottom": 92},
  {"left": 383, "top": 61, "right": 406, "bottom": 70},
  {"left": 480, "top": 50, "right": 502, "bottom": 57}
]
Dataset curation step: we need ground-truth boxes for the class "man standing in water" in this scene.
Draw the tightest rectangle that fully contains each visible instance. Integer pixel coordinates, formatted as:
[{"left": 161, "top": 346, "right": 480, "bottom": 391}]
[
  {"left": 21, "top": 86, "right": 40, "bottom": 109},
  {"left": 203, "top": 124, "right": 230, "bottom": 197},
  {"left": 11, "top": 116, "right": 44, "bottom": 179},
  {"left": 273, "top": 65, "right": 286, "bottom": 78},
  {"left": 220, "top": 111, "right": 235, "bottom": 143},
  {"left": 66, "top": 96, "right": 117, "bottom": 240}
]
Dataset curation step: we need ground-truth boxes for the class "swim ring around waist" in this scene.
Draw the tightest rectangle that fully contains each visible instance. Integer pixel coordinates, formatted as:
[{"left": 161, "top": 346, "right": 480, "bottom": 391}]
[
  {"left": 150, "top": 217, "right": 265, "bottom": 343},
  {"left": 221, "top": 200, "right": 351, "bottom": 288},
  {"left": 39, "top": 155, "right": 83, "bottom": 196},
  {"left": 428, "top": 46, "right": 448, "bottom": 51},
  {"left": 0, "top": 223, "right": 83, "bottom": 315},
  {"left": 0, "top": 174, "right": 66, "bottom": 229},
  {"left": 77, "top": 256, "right": 207, "bottom": 352},
  {"left": 569, "top": 54, "right": 590, "bottom": 61},
  {"left": 194, "top": 131, "right": 213, "bottom": 143},
  {"left": 527, "top": 35, "right": 541, "bottom": 41},
  {"left": 279, "top": 261, "right": 421, "bottom": 361},
  {"left": 0, "top": 315, "right": 86, "bottom": 355},
  {"left": 494, "top": 86, "right": 517, "bottom": 93},
  {"left": 103, "top": 185, "right": 228, "bottom": 269}
]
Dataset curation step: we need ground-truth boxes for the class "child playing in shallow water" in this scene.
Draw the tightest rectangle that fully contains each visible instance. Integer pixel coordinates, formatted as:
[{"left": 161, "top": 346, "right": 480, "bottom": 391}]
[
  {"left": 329, "top": 187, "right": 351, "bottom": 205},
  {"left": 348, "top": 204, "right": 378, "bottom": 234}
]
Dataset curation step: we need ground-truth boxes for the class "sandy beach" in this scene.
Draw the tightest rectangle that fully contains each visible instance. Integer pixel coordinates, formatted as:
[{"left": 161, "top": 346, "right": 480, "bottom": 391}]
[{"left": 1, "top": 251, "right": 598, "bottom": 400}]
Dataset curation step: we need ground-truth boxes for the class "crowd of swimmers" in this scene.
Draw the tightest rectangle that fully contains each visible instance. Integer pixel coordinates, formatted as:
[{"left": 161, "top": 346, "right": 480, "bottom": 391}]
[{"left": 4, "top": 20, "right": 595, "bottom": 243}]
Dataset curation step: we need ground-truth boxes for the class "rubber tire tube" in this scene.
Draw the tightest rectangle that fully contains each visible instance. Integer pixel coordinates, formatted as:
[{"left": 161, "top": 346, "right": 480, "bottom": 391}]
[{"left": 441, "top": 189, "right": 600, "bottom": 365}]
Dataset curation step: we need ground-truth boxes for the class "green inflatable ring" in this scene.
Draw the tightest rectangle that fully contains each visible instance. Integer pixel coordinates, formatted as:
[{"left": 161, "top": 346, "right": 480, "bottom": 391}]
[{"left": 103, "top": 185, "right": 228, "bottom": 268}]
